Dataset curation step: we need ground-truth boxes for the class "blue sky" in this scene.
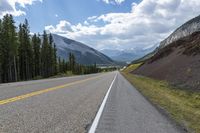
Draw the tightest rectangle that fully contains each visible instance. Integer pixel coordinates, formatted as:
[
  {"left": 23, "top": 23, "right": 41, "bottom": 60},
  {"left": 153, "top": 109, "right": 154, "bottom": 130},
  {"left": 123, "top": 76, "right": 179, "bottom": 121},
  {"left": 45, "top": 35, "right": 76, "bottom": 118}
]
[
  {"left": 1, "top": 0, "right": 200, "bottom": 51},
  {"left": 14, "top": 0, "right": 140, "bottom": 33}
]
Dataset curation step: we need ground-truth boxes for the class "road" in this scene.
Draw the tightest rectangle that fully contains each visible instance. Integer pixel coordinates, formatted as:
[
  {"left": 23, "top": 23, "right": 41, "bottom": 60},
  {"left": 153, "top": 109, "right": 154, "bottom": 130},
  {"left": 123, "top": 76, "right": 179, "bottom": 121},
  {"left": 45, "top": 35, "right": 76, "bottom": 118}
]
[
  {"left": 94, "top": 73, "right": 183, "bottom": 133},
  {"left": 0, "top": 72, "right": 183, "bottom": 133}
]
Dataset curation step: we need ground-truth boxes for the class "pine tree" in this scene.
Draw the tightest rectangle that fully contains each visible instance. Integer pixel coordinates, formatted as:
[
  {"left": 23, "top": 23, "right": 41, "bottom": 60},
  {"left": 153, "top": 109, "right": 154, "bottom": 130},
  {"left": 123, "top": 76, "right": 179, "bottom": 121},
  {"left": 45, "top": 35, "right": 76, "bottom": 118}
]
[
  {"left": 48, "top": 33, "right": 54, "bottom": 76},
  {"left": 53, "top": 43, "right": 57, "bottom": 75},
  {"left": 18, "top": 19, "right": 33, "bottom": 80},
  {"left": 69, "top": 53, "right": 72, "bottom": 71},
  {"left": 65, "top": 61, "right": 68, "bottom": 72},
  {"left": 1, "top": 14, "right": 18, "bottom": 82},
  {"left": 58, "top": 57, "right": 61, "bottom": 73},
  {"left": 62, "top": 59, "right": 65, "bottom": 73},
  {"left": 69, "top": 53, "right": 76, "bottom": 73},
  {"left": 32, "top": 34, "right": 41, "bottom": 77},
  {"left": 40, "top": 32, "right": 56, "bottom": 77},
  {"left": 0, "top": 14, "right": 100, "bottom": 83},
  {"left": 0, "top": 19, "right": 2, "bottom": 83},
  {"left": 9, "top": 16, "right": 18, "bottom": 82},
  {"left": 41, "top": 31, "right": 49, "bottom": 77},
  {"left": 18, "top": 24, "right": 25, "bottom": 80},
  {"left": 1, "top": 15, "right": 9, "bottom": 82}
]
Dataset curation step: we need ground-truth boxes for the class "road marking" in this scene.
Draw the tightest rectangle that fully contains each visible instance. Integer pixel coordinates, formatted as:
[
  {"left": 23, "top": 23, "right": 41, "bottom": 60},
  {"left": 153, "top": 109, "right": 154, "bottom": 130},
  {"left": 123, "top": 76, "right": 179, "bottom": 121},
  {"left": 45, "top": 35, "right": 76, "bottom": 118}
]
[
  {"left": 88, "top": 72, "right": 117, "bottom": 133},
  {"left": 0, "top": 74, "right": 104, "bottom": 106}
]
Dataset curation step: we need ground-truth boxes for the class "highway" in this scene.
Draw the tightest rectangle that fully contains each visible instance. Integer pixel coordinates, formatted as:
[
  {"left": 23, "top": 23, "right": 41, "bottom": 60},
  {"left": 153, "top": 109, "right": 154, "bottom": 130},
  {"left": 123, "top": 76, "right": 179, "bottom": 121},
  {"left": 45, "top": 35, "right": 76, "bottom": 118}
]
[{"left": 0, "top": 72, "right": 183, "bottom": 133}]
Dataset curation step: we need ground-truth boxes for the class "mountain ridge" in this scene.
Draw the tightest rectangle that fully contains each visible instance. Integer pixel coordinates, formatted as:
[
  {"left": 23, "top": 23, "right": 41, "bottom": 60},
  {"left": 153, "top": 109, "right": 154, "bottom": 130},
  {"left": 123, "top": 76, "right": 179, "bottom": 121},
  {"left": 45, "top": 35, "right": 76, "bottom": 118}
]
[
  {"left": 132, "top": 15, "right": 200, "bottom": 64},
  {"left": 51, "top": 34, "right": 116, "bottom": 65},
  {"left": 160, "top": 15, "right": 200, "bottom": 48},
  {"left": 101, "top": 44, "right": 157, "bottom": 63},
  {"left": 132, "top": 15, "right": 200, "bottom": 91}
]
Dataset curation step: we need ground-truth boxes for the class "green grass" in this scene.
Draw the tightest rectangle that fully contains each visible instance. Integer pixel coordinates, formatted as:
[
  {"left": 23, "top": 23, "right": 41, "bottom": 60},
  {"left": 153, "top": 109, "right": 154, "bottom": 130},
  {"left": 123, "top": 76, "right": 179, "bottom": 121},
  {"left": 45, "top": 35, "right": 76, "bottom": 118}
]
[
  {"left": 51, "top": 71, "right": 75, "bottom": 78},
  {"left": 123, "top": 63, "right": 143, "bottom": 73},
  {"left": 122, "top": 64, "right": 200, "bottom": 133}
]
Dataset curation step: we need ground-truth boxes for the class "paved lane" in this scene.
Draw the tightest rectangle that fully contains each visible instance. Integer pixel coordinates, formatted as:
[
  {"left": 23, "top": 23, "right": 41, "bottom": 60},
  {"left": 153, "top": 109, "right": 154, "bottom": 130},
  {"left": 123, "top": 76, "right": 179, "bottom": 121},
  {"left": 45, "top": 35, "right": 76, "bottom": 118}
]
[
  {"left": 95, "top": 72, "right": 183, "bottom": 133},
  {"left": 0, "top": 72, "right": 116, "bottom": 133},
  {"left": 0, "top": 73, "right": 104, "bottom": 101},
  {"left": 0, "top": 72, "right": 184, "bottom": 133}
]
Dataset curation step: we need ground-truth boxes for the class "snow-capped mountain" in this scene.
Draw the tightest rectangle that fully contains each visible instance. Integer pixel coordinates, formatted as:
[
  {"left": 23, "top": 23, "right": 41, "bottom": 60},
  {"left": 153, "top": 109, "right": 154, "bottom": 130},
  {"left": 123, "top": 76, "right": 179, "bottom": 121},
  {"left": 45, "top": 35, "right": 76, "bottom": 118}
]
[{"left": 52, "top": 34, "right": 115, "bottom": 65}]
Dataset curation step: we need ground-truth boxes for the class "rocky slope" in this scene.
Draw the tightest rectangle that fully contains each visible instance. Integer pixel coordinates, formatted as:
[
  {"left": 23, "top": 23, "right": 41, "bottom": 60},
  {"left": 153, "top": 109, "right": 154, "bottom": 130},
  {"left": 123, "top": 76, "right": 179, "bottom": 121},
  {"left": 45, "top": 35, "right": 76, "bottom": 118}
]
[
  {"left": 133, "top": 15, "right": 200, "bottom": 91},
  {"left": 160, "top": 15, "right": 200, "bottom": 48},
  {"left": 52, "top": 34, "right": 116, "bottom": 65}
]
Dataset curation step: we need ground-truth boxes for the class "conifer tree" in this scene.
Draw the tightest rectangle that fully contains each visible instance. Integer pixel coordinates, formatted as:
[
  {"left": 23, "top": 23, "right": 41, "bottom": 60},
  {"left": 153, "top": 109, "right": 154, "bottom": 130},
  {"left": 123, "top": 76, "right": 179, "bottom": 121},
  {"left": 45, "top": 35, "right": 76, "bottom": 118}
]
[
  {"left": 48, "top": 33, "right": 54, "bottom": 76},
  {"left": 62, "top": 59, "right": 65, "bottom": 73},
  {"left": 58, "top": 57, "right": 62, "bottom": 73},
  {"left": 41, "top": 31, "right": 49, "bottom": 77},
  {"left": 1, "top": 15, "right": 18, "bottom": 82},
  {"left": 0, "top": 14, "right": 100, "bottom": 83},
  {"left": 32, "top": 34, "right": 41, "bottom": 77},
  {"left": 69, "top": 53, "right": 76, "bottom": 73},
  {"left": 53, "top": 43, "right": 57, "bottom": 75},
  {"left": 0, "top": 19, "right": 2, "bottom": 83},
  {"left": 18, "top": 19, "right": 33, "bottom": 80}
]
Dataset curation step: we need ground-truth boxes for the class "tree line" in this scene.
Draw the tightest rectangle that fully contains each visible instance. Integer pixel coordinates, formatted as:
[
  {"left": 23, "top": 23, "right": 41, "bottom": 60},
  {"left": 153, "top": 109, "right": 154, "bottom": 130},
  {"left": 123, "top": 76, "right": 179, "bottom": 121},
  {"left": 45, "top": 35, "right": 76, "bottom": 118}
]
[{"left": 0, "top": 14, "right": 99, "bottom": 83}]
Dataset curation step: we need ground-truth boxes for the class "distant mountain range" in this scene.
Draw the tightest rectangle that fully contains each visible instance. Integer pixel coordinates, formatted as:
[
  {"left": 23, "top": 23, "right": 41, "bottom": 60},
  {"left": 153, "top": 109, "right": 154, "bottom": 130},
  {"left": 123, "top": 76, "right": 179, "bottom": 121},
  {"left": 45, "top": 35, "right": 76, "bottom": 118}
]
[
  {"left": 51, "top": 34, "right": 116, "bottom": 65},
  {"left": 50, "top": 34, "right": 157, "bottom": 65},
  {"left": 100, "top": 45, "right": 157, "bottom": 63},
  {"left": 133, "top": 15, "right": 200, "bottom": 91}
]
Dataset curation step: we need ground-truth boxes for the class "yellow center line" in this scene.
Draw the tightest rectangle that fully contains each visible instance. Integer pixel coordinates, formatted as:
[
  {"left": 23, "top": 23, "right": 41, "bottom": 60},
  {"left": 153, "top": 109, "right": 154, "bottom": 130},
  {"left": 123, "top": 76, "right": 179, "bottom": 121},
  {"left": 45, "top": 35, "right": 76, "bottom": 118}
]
[{"left": 0, "top": 74, "right": 103, "bottom": 106}]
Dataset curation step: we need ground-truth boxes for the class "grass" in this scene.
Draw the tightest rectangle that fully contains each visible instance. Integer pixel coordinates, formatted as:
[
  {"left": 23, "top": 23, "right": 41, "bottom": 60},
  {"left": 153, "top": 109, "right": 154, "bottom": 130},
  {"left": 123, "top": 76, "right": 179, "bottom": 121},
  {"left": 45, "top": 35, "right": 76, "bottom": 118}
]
[
  {"left": 51, "top": 71, "right": 75, "bottom": 78},
  {"left": 121, "top": 63, "right": 200, "bottom": 133}
]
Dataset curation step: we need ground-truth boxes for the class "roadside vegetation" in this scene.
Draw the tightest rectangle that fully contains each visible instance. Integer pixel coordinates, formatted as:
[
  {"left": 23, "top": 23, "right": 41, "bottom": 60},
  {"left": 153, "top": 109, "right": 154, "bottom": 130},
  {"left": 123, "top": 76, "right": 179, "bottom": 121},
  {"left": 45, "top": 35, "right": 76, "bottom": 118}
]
[
  {"left": 121, "top": 63, "right": 200, "bottom": 133},
  {"left": 0, "top": 14, "right": 99, "bottom": 83}
]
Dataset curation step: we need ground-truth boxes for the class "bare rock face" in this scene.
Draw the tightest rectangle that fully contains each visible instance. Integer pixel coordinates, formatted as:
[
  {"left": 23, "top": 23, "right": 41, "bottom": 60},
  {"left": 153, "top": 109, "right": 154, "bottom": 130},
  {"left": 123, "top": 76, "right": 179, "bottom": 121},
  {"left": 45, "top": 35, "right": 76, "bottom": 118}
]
[{"left": 160, "top": 15, "right": 200, "bottom": 48}]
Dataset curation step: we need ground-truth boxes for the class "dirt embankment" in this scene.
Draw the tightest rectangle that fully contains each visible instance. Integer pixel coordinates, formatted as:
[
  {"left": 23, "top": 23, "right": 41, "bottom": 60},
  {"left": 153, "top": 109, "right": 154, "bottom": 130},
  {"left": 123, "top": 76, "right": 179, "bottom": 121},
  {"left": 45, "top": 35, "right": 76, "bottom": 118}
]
[{"left": 133, "top": 31, "right": 200, "bottom": 91}]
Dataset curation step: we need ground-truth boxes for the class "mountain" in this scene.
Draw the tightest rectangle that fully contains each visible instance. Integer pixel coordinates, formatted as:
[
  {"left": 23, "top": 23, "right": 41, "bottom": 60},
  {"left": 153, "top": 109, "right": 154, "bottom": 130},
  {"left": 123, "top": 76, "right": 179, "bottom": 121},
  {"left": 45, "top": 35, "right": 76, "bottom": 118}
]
[
  {"left": 132, "top": 15, "right": 200, "bottom": 91},
  {"left": 101, "top": 45, "right": 157, "bottom": 63},
  {"left": 159, "top": 15, "right": 200, "bottom": 49},
  {"left": 100, "top": 49, "right": 140, "bottom": 62},
  {"left": 52, "top": 34, "right": 116, "bottom": 65},
  {"left": 131, "top": 48, "right": 158, "bottom": 64}
]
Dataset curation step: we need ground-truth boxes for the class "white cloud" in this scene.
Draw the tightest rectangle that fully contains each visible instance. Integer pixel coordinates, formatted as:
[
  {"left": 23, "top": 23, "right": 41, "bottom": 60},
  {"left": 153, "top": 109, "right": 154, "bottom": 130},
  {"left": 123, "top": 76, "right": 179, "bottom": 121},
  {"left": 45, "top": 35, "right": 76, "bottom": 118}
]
[
  {"left": 45, "top": 0, "right": 200, "bottom": 51},
  {"left": 8, "top": 0, "right": 42, "bottom": 7},
  {"left": 45, "top": 20, "right": 74, "bottom": 34},
  {"left": 84, "top": 20, "right": 89, "bottom": 26},
  {"left": 87, "top": 16, "right": 97, "bottom": 21},
  {"left": 101, "top": 0, "right": 125, "bottom": 5},
  {"left": 0, "top": 0, "right": 42, "bottom": 17}
]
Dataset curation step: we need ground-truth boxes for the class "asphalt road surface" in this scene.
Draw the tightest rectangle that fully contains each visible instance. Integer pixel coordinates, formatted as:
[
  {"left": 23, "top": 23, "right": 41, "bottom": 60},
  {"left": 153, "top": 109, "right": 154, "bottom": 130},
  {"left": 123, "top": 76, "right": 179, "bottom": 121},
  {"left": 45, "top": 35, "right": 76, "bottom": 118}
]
[
  {"left": 0, "top": 71, "right": 183, "bottom": 133},
  {"left": 94, "top": 73, "right": 183, "bottom": 133}
]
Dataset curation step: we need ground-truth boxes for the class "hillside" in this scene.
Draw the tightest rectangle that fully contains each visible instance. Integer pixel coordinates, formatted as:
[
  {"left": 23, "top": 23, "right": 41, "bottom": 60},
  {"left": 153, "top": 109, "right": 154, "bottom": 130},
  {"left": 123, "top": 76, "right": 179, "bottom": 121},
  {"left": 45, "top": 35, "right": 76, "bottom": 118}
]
[
  {"left": 133, "top": 16, "right": 200, "bottom": 91},
  {"left": 131, "top": 48, "right": 158, "bottom": 64},
  {"left": 52, "top": 34, "right": 116, "bottom": 65},
  {"left": 160, "top": 15, "right": 200, "bottom": 48}
]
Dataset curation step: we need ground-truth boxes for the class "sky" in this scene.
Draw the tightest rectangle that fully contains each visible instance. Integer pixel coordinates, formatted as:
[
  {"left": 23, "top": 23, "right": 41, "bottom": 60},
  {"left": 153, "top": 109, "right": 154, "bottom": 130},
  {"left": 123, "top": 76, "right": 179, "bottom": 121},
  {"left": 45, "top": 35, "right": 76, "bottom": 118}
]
[{"left": 1, "top": 0, "right": 200, "bottom": 51}]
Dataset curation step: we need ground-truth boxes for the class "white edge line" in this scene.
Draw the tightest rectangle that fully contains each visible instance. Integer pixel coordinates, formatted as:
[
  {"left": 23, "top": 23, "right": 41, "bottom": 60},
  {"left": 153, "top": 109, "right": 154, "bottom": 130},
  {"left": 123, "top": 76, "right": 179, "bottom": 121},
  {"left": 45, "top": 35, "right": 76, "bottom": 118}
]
[{"left": 88, "top": 72, "right": 117, "bottom": 133}]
